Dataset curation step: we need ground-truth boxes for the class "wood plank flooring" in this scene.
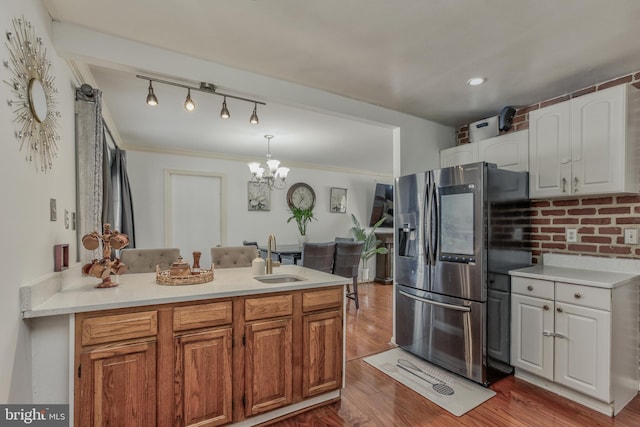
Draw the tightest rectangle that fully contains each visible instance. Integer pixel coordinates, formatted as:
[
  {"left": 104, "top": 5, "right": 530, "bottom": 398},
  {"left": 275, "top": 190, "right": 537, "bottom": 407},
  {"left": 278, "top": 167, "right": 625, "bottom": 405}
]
[{"left": 273, "top": 283, "right": 640, "bottom": 426}]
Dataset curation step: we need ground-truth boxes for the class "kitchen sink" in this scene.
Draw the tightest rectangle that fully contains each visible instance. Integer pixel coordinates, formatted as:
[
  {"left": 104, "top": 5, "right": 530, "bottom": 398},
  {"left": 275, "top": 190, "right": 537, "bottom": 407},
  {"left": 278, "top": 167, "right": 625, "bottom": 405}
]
[{"left": 254, "top": 274, "right": 306, "bottom": 284}]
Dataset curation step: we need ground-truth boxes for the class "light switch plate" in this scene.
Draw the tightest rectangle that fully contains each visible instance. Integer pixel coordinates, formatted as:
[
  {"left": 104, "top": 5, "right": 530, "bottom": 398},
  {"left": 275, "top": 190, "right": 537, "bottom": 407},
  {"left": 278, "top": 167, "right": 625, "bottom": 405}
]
[
  {"left": 566, "top": 228, "right": 577, "bottom": 243},
  {"left": 624, "top": 228, "right": 638, "bottom": 245}
]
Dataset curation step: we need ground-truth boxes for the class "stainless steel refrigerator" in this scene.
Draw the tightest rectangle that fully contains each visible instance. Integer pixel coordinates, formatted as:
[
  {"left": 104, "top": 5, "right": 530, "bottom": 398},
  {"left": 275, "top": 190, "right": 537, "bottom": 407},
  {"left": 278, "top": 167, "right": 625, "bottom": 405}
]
[{"left": 394, "top": 162, "right": 531, "bottom": 386}]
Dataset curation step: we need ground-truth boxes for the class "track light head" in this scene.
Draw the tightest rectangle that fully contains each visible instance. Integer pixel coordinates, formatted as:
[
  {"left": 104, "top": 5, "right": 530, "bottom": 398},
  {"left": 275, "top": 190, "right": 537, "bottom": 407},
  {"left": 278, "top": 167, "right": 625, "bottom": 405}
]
[
  {"left": 220, "top": 97, "right": 230, "bottom": 119},
  {"left": 249, "top": 103, "right": 259, "bottom": 124},
  {"left": 146, "top": 81, "right": 158, "bottom": 106},
  {"left": 184, "top": 88, "right": 195, "bottom": 112}
]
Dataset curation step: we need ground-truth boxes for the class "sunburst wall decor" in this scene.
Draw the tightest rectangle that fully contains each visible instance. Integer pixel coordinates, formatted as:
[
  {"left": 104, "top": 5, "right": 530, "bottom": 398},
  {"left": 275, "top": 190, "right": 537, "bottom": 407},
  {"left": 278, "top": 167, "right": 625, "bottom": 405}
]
[{"left": 3, "top": 16, "right": 61, "bottom": 172}]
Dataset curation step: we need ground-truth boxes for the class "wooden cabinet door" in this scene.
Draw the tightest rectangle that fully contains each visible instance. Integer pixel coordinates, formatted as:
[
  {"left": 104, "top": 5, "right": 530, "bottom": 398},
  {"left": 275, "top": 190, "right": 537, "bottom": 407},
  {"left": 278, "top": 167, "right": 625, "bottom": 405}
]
[
  {"left": 529, "top": 101, "right": 572, "bottom": 198},
  {"left": 303, "top": 310, "right": 343, "bottom": 398},
  {"left": 510, "top": 294, "right": 554, "bottom": 380},
  {"left": 244, "top": 318, "right": 293, "bottom": 416},
  {"left": 440, "top": 143, "right": 479, "bottom": 168},
  {"left": 554, "top": 302, "right": 611, "bottom": 401},
  {"left": 175, "top": 327, "right": 232, "bottom": 427},
  {"left": 78, "top": 341, "right": 156, "bottom": 427},
  {"left": 570, "top": 85, "right": 625, "bottom": 195},
  {"left": 478, "top": 130, "right": 528, "bottom": 172}
]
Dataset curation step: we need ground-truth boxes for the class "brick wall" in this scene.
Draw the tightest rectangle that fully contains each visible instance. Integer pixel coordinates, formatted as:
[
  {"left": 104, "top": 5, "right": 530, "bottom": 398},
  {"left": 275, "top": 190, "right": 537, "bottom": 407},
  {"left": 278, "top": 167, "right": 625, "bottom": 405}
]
[{"left": 457, "top": 70, "right": 640, "bottom": 264}]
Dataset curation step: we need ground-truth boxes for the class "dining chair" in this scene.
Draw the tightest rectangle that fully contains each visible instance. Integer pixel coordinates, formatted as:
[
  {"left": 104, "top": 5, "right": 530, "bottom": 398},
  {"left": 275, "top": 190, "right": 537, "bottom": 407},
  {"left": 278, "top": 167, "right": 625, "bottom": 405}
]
[
  {"left": 332, "top": 241, "right": 364, "bottom": 309},
  {"left": 242, "top": 240, "right": 259, "bottom": 248},
  {"left": 211, "top": 246, "right": 259, "bottom": 268},
  {"left": 334, "top": 237, "right": 354, "bottom": 243},
  {"left": 119, "top": 248, "right": 181, "bottom": 273},
  {"left": 301, "top": 242, "right": 336, "bottom": 273}
]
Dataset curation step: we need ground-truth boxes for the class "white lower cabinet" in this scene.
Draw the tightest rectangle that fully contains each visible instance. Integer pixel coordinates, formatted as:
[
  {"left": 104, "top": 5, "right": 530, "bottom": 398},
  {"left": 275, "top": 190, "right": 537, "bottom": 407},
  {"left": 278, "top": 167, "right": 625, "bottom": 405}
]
[{"left": 510, "top": 276, "right": 637, "bottom": 416}]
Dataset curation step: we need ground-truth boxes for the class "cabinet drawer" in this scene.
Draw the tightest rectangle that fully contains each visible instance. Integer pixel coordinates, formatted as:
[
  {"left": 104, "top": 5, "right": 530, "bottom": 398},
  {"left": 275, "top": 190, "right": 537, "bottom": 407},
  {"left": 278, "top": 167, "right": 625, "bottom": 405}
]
[
  {"left": 303, "top": 287, "right": 343, "bottom": 313},
  {"left": 173, "top": 301, "right": 232, "bottom": 331},
  {"left": 245, "top": 294, "right": 293, "bottom": 321},
  {"left": 555, "top": 282, "right": 611, "bottom": 311},
  {"left": 512, "top": 277, "right": 554, "bottom": 299},
  {"left": 81, "top": 310, "right": 158, "bottom": 346}
]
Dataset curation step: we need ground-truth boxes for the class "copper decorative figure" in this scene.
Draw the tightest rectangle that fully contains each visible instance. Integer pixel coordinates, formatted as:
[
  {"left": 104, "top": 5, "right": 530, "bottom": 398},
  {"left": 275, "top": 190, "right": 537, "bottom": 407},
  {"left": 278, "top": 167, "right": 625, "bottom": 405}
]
[{"left": 81, "top": 223, "right": 129, "bottom": 288}]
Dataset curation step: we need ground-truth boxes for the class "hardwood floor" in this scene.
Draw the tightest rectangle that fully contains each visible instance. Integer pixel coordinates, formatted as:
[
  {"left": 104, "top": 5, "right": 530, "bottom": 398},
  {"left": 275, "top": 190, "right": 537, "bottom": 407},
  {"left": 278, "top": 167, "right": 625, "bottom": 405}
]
[{"left": 273, "top": 283, "right": 640, "bottom": 426}]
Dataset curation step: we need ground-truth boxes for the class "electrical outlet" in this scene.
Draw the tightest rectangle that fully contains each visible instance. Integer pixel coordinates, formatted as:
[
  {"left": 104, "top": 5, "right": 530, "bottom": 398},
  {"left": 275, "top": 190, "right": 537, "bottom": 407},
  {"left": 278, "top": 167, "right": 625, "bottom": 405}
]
[
  {"left": 624, "top": 228, "right": 638, "bottom": 245},
  {"left": 50, "top": 198, "right": 57, "bottom": 221},
  {"left": 566, "top": 228, "right": 578, "bottom": 243},
  {"left": 64, "top": 209, "right": 69, "bottom": 229}
]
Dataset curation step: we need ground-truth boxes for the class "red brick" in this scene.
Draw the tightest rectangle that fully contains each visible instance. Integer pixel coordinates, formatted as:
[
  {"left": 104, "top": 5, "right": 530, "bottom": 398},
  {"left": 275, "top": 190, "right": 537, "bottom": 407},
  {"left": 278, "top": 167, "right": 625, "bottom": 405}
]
[
  {"left": 567, "top": 244, "right": 597, "bottom": 252},
  {"left": 571, "top": 86, "right": 596, "bottom": 98},
  {"left": 581, "top": 197, "right": 613, "bottom": 205},
  {"left": 582, "top": 236, "right": 611, "bottom": 244},
  {"left": 635, "top": 206, "right": 640, "bottom": 214},
  {"left": 599, "top": 246, "right": 632, "bottom": 254},
  {"left": 517, "top": 104, "right": 539, "bottom": 115},
  {"left": 578, "top": 227, "right": 595, "bottom": 234},
  {"left": 531, "top": 234, "right": 551, "bottom": 241},
  {"left": 512, "top": 114, "right": 526, "bottom": 124},
  {"left": 553, "top": 235, "right": 566, "bottom": 242},
  {"left": 635, "top": 72, "right": 640, "bottom": 80},
  {"left": 597, "top": 75, "right": 632, "bottom": 91},
  {"left": 459, "top": 125, "right": 469, "bottom": 132},
  {"left": 530, "top": 241, "right": 541, "bottom": 248},
  {"left": 599, "top": 227, "right": 622, "bottom": 235},
  {"left": 617, "top": 195, "right": 640, "bottom": 204},
  {"left": 599, "top": 207, "right": 630, "bottom": 215},
  {"left": 633, "top": 82, "right": 640, "bottom": 90},
  {"left": 541, "top": 227, "right": 565, "bottom": 233},
  {"left": 532, "top": 201, "right": 550, "bottom": 208},
  {"left": 553, "top": 218, "right": 579, "bottom": 225},
  {"left": 581, "top": 217, "right": 611, "bottom": 225},
  {"left": 459, "top": 137, "right": 470, "bottom": 145},
  {"left": 616, "top": 237, "right": 625, "bottom": 244},
  {"left": 636, "top": 248, "right": 640, "bottom": 256},
  {"left": 531, "top": 218, "right": 550, "bottom": 225},
  {"left": 541, "top": 209, "right": 566, "bottom": 216},
  {"left": 514, "top": 122, "right": 529, "bottom": 131},
  {"left": 541, "top": 243, "right": 566, "bottom": 250},
  {"left": 553, "top": 199, "right": 579, "bottom": 207},
  {"left": 541, "top": 95, "right": 570, "bottom": 108},
  {"left": 567, "top": 208, "right": 596, "bottom": 215},
  {"left": 616, "top": 217, "right": 640, "bottom": 224}
]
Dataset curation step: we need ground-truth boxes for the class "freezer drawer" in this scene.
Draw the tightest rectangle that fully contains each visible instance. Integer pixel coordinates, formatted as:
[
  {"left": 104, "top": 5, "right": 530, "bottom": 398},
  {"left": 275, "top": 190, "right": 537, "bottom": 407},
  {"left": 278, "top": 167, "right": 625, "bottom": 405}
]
[{"left": 395, "top": 284, "right": 486, "bottom": 384}]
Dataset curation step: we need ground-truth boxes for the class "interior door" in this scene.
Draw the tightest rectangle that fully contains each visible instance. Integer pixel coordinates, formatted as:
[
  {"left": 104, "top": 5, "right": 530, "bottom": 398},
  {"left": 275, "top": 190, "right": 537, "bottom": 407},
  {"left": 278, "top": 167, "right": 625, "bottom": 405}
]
[{"left": 165, "top": 170, "right": 226, "bottom": 268}]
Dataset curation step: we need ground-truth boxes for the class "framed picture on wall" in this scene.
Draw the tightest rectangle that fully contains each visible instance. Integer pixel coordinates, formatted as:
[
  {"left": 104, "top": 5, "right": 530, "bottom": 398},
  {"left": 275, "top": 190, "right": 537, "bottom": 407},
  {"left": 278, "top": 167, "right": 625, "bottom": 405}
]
[
  {"left": 248, "top": 182, "right": 270, "bottom": 211},
  {"left": 330, "top": 187, "right": 347, "bottom": 213}
]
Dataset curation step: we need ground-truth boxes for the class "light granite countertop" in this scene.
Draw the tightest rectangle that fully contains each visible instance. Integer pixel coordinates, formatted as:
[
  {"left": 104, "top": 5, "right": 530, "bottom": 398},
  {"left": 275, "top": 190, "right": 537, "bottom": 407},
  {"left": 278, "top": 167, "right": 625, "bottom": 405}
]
[
  {"left": 509, "top": 253, "right": 640, "bottom": 289},
  {"left": 21, "top": 264, "right": 348, "bottom": 318}
]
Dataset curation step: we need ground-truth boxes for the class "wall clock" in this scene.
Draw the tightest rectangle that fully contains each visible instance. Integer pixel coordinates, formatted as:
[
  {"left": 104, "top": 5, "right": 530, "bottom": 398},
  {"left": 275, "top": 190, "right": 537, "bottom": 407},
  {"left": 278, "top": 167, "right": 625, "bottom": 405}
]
[
  {"left": 4, "top": 16, "right": 61, "bottom": 172},
  {"left": 287, "top": 182, "right": 316, "bottom": 210}
]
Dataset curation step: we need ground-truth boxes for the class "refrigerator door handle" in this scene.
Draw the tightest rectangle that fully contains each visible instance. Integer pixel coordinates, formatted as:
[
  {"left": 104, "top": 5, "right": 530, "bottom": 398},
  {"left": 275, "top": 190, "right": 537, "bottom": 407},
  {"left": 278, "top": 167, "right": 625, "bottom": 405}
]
[
  {"left": 399, "top": 290, "right": 471, "bottom": 312},
  {"left": 430, "top": 182, "right": 438, "bottom": 264},
  {"left": 425, "top": 180, "right": 433, "bottom": 263}
]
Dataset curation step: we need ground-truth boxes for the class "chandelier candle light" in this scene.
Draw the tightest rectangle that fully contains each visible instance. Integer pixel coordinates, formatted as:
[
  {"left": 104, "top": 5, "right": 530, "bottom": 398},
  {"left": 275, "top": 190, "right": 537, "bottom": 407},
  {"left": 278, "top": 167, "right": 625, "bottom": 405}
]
[{"left": 248, "top": 135, "right": 289, "bottom": 190}]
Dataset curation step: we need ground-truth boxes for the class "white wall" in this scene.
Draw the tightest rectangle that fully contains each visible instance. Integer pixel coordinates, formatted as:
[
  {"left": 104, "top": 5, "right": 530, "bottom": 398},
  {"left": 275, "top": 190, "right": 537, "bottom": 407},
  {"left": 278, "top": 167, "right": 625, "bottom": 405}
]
[
  {"left": 127, "top": 150, "right": 390, "bottom": 250},
  {"left": 0, "top": 0, "right": 78, "bottom": 403}
]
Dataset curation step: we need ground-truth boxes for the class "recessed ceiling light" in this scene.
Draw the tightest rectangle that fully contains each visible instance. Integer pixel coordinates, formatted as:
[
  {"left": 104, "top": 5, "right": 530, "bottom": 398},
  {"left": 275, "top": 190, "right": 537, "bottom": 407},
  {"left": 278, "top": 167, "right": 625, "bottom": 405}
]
[{"left": 467, "top": 77, "right": 486, "bottom": 86}]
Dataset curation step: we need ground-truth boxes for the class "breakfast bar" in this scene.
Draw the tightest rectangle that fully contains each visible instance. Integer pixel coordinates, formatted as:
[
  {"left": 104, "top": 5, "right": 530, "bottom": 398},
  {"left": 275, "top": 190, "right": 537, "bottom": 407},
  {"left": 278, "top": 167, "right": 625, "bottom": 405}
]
[{"left": 22, "top": 265, "right": 348, "bottom": 426}]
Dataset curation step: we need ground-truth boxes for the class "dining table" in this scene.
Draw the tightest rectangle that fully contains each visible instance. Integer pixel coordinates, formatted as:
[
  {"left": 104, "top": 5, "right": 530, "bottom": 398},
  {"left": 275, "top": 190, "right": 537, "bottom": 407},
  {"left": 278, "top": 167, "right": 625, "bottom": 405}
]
[{"left": 258, "top": 243, "right": 303, "bottom": 265}]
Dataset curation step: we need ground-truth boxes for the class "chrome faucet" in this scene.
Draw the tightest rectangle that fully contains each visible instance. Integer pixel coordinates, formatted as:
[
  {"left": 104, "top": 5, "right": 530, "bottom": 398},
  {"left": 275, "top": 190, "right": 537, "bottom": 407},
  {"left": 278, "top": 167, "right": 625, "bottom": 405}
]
[{"left": 266, "top": 234, "right": 277, "bottom": 274}]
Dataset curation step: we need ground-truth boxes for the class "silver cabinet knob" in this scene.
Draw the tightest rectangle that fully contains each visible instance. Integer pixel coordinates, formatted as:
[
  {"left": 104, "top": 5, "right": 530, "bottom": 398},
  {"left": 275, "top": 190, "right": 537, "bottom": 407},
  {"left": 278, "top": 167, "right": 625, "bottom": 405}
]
[
  {"left": 574, "top": 293, "right": 581, "bottom": 299},
  {"left": 527, "top": 285, "right": 533, "bottom": 291}
]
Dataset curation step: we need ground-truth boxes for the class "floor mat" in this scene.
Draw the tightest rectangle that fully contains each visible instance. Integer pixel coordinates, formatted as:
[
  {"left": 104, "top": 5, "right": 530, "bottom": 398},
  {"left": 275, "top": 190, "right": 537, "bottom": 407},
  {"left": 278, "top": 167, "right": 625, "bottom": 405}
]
[{"left": 363, "top": 347, "right": 496, "bottom": 416}]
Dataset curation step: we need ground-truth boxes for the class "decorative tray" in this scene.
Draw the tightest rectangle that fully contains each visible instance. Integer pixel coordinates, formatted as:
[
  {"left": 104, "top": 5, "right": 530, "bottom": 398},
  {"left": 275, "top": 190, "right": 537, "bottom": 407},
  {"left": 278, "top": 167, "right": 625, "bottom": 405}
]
[{"left": 155, "top": 265, "right": 214, "bottom": 286}]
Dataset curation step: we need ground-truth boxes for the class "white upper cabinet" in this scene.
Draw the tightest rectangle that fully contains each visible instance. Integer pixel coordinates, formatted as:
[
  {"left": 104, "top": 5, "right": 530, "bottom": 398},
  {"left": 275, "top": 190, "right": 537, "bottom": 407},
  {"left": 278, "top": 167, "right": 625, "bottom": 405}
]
[
  {"left": 529, "top": 84, "right": 640, "bottom": 198},
  {"left": 478, "top": 130, "right": 528, "bottom": 172},
  {"left": 440, "top": 143, "right": 478, "bottom": 168},
  {"left": 441, "top": 131, "right": 528, "bottom": 171}
]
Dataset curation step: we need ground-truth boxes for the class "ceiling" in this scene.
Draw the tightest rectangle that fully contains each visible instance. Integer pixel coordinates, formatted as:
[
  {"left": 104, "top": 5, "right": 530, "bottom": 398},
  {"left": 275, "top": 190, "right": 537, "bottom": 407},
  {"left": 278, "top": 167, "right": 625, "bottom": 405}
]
[{"left": 42, "top": 0, "right": 640, "bottom": 174}]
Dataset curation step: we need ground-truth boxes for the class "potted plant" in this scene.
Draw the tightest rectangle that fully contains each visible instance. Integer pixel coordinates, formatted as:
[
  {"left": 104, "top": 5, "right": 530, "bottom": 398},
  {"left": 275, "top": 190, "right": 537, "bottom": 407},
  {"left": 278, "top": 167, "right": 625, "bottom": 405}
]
[
  {"left": 350, "top": 214, "right": 388, "bottom": 281},
  {"left": 287, "top": 206, "right": 316, "bottom": 245}
]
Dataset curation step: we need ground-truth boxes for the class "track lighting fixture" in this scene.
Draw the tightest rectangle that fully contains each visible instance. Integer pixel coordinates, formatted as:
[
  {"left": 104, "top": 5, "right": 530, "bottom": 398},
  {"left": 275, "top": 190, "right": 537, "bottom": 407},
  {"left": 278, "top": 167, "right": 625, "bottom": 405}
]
[
  {"left": 136, "top": 75, "right": 265, "bottom": 123},
  {"left": 220, "top": 96, "right": 230, "bottom": 119},
  {"left": 250, "top": 103, "right": 259, "bottom": 124},
  {"left": 184, "top": 88, "right": 195, "bottom": 111},
  {"left": 146, "top": 81, "right": 158, "bottom": 106}
]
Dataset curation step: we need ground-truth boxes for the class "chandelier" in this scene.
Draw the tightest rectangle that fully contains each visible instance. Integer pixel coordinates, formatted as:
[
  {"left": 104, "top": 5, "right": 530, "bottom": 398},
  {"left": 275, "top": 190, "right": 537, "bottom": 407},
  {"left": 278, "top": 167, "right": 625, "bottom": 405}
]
[{"left": 248, "top": 135, "right": 289, "bottom": 190}]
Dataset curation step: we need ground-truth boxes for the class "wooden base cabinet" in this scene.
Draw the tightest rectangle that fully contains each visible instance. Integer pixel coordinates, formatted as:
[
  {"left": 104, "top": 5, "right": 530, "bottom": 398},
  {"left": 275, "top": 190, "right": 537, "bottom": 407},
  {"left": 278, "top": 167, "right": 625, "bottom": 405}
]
[{"left": 75, "top": 286, "right": 343, "bottom": 426}]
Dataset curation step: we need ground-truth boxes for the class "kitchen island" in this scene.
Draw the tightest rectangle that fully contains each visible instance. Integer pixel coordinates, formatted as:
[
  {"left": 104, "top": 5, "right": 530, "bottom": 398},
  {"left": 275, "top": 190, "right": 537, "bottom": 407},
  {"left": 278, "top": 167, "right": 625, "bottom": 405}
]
[{"left": 22, "top": 264, "right": 348, "bottom": 426}]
